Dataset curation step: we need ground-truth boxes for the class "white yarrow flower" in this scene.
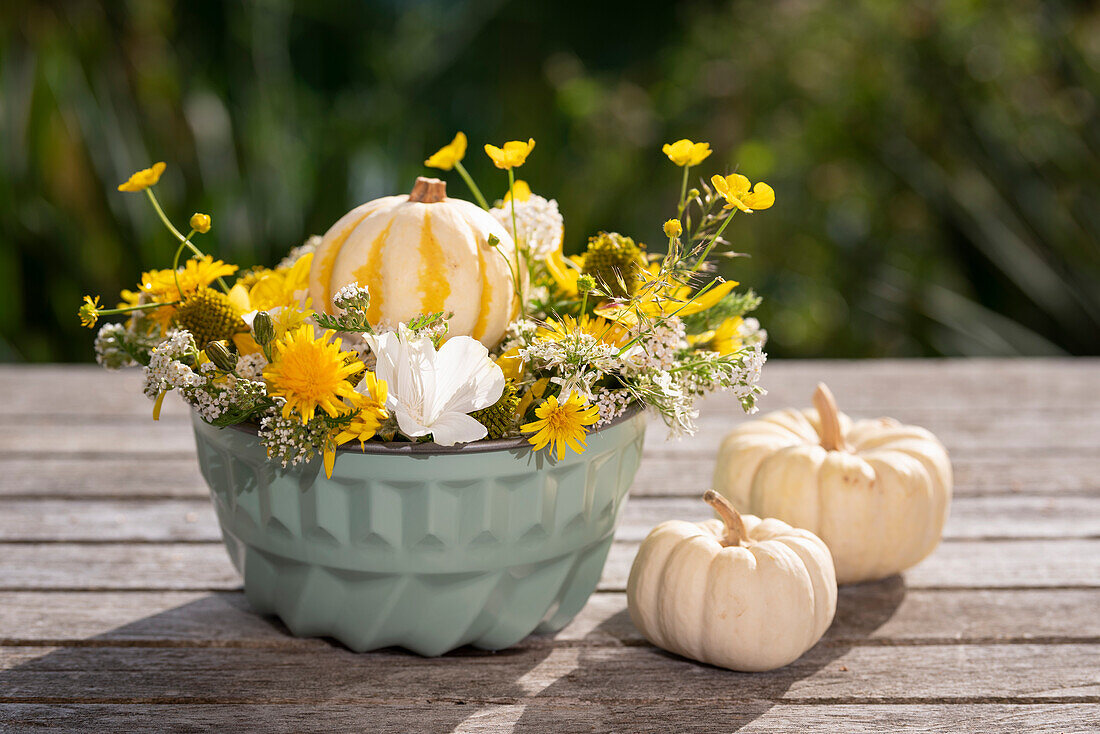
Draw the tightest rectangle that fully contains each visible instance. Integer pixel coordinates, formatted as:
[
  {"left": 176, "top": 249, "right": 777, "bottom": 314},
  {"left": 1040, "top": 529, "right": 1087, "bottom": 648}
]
[
  {"left": 490, "top": 193, "right": 564, "bottom": 259},
  {"left": 365, "top": 327, "right": 505, "bottom": 445}
]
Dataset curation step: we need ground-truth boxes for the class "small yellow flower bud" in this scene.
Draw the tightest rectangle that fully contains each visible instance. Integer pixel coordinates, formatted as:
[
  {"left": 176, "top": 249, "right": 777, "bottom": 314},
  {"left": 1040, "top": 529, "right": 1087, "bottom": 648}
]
[
  {"left": 252, "top": 311, "right": 276, "bottom": 345},
  {"left": 205, "top": 340, "right": 238, "bottom": 372},
  {"left": 687, "top": 188, "right": 700, "bottom": 200},
  {"left": 190, "top": 212, "right": 212, "bottom": 234},
  {"left": 663, "top": 219, "right": 683, "bottom": 239}
]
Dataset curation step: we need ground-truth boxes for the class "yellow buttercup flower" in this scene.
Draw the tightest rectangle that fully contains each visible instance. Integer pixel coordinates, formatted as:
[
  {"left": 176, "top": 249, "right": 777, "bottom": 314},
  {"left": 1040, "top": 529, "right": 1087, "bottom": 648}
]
[
  {"left": 502, "top": 179, "right": 532, "bottom": 203},
  {"left": 662, "top": 140, "right": 711, "bottom": 167},
  {"left": 537, "top": 314, "right": 630, "bottom": 348},
  {"left": 484, "top": 138, "right": 536, "bottom": 170},
  {"left": 263, "top": 326, "right": 363, "bottom": 422},
  {"left": 424, "top": 132, "right": 468, "bottom": 171},
  {"left": 711, "top": 173, "right": 775, "bottom": 213},
  {"left": 190, "top": 213, "right": 211, "bottom": 234},
  {"left": 687, "top": 316, "right": 744, "bottom": 355},
  {"left": 522, "top": 391, "right": 600, "bottom": 461},
  {"left": 545, "top": 248, "right": 586, "bottom": 298},
  {"left": 496, "top": 347, "right": 526, "bottom": 382},
  {"left": 78, "top": 296, "right": 101, "bottom": 328},
  {"left": 118, "top": 162, "right": 166, "bottom": 192},
  {"left": 663, "top": 219, "right": 683, "bottom": 239},
  {"left": 334, "top": 373, "right": 390, "bottom": 449}
]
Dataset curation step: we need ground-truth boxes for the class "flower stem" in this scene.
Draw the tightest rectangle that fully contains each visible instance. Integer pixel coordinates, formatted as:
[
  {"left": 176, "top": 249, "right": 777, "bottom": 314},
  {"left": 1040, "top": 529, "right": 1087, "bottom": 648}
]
[
  {"left": 99, "top": 301, "right": 180, "bottom": 317},
  {"left": 691, "top": 210, "right": 735, "bottom": 272},
  {"left": 144, "top": 189, "right": 230, "bottom": 293},
  {"left": 171, "top": 230, "right": 198, "bottom": 299},
  {"left": 677, "top": 166, "right": 690, "bottom": 217},
  {"left": 455, "top": 162, "right": 489, "bottom": 210},
  {"left": 508, "top": 169, "right": 526, "bottom": 318}
]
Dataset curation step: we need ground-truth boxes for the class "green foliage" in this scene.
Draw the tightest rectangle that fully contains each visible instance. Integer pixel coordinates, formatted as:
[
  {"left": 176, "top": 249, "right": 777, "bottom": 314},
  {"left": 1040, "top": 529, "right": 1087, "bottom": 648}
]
[{"left": 1, "top": 0, "right": 1097, "bottom": 360}]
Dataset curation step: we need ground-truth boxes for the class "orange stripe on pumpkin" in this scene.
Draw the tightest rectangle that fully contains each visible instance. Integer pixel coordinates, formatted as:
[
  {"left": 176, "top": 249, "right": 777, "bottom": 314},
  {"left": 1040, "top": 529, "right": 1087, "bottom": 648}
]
[
  {"left": 320, "top": 211, "right": 376, "bottom": 310},
  {"left": 417, "top": 211, "right": 450, "bottom": 315},
  {"left": 471, "top": 239, "right": 492, "bottom": 341},
  {"left": 355, "top": 218, "right": 394, "bottom": 326}
]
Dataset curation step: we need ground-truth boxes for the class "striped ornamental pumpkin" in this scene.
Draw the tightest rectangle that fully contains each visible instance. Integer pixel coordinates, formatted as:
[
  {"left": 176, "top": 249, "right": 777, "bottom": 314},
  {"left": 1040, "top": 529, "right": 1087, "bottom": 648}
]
[{"left": 308, "top": 177, "right": 520, "bottom": 347}]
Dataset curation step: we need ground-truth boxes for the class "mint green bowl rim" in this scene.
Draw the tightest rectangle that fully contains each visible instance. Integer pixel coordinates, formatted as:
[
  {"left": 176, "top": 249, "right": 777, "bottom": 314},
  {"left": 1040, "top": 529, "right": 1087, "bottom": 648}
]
[{"left": 220, "top": 402, "right": 646, "bottom": 456}]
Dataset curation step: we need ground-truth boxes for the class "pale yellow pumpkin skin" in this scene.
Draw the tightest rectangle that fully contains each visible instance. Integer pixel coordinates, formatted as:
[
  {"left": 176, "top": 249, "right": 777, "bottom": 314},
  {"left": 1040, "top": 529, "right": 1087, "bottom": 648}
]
[
  {"left": 712, "top": 397, "right": 953, "bottom": 585},
  {"left": 308, "top": 184, "right": 519, "bottom": 347},
  {"left": 627, "top": 501, "right": 836, "bottom": 672}
]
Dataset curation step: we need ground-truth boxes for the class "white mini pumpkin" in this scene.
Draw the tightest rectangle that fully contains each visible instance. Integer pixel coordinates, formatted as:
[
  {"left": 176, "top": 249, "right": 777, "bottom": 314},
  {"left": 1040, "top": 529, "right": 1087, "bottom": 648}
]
[
  {"left": 713, "top": 383, "right": 953, "bottom": 584},
  {"left": 627, "top": 491, "right": 837, "bottom": 672},
  {"left": 308, "top": 177, "right": 519, "bottom": 347}
]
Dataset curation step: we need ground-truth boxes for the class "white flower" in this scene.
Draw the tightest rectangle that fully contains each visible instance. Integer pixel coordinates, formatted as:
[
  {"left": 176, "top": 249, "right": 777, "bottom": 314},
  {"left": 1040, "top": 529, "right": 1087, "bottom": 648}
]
[
  {"left": 490, "top": 194, "right": 564, "bottom": 259},
  {"left": 365, "top": 327, "right": 505, "bottom": 445}
]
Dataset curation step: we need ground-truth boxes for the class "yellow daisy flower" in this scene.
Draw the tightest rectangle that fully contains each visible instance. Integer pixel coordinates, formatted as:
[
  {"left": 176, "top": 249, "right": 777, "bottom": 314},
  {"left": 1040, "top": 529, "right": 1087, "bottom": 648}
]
[
  {"left": 118, "top": 162, "right": 166, "bottom": 192},
  {"left": 263, "top": 326, "right": 363, "bottom": 422},
  {"left": 139, "top": 255, "right": 239, "bottom": 329},
  {"left": 662, "top": 140, "right": 711, "bottom": 167},
  {"left": 522, "top": 392, "right": 601, "bottom": 460},
  {"left": 711, "top": 173, "right": 775, "bottom": 213},
  {"left": 537, "top": 314, "right": 630, "bottom": 348},
  {"left": 425, "top": 132, "right": 468, "bottom": 170},
  {"left": 484, "top": 138, "right": 536, "bottom": 170},
  {"left": 78, "top": 295, "right": 101, "bottom": 328},
  {"left": 545, "top": 248, "right": 586, "bottom": 298},
  {"left": 246, "top": 253, "right": 314, "bottom": 312},
  {"left": 687, "top": 316, "right": 744, "bottom": 355},
  {"left": 334, "top": 373, "right": 391, "bottom": 450}
]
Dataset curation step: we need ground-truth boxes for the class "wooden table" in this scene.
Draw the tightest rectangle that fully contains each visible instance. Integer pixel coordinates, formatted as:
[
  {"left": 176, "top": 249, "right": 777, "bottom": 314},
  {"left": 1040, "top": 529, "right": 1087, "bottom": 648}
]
[{"left": 1, "top": 360, "right": 1097, "bottom": 733}]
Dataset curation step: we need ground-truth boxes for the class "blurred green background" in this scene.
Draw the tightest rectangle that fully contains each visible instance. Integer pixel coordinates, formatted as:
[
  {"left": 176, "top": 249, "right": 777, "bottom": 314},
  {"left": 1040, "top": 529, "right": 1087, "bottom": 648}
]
[{"left": 2, "top": 0, "right": 1099, "bottom": 362}]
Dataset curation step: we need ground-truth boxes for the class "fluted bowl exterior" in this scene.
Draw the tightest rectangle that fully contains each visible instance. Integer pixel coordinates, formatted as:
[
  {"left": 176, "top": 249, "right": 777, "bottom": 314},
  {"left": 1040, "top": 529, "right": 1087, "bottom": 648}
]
[{"left": 190, "top": 409, "right": 647, "bottom": 656}]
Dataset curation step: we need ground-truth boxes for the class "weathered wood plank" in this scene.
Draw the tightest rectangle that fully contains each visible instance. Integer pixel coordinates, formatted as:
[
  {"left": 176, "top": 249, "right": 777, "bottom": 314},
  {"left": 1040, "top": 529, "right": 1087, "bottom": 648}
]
[
  {"left": 595, "top": 538, "right": 1100, "bottom": 592},
  {"left": 5, "top": 360, "right": 1097, "bottom": 417},
  {"left": 0, "top": 703, "right": 1096, "bottom": 734},
  {"left": 0, "top": 644, "right": 1097, "bottom": 703},
  {"left": 6, "top": 453, "right": 1095, "bottom": 500},
  {"left": 1, "top": 494, "right": 1096, "bottom": 543},
  {"left": 1, "top": 588, "right": 1097, "bottom": 648},
  {"left": 0, "top": 538, "right": 1096, "bottom": 592}
]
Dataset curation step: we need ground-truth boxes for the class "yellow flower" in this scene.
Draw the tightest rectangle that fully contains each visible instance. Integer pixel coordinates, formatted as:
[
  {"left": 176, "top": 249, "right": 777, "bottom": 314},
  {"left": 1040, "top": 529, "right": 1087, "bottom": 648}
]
[
  {"left": 596, "top": 265, "right": 739, "bottom": 327},
  {"left": 118, "top": 162, "right": 166, "bottom": 192},
  {"left": 78, "top": 295, "right": 101, "bottom": 328},
  {"left": 246, "top": 253, "right": 313, "bottom": 312},
  {"left": 502, "top": 179, "right": 532, "bottom": 203},
  {"left": 687, "top": 316, "right": 744, "bottom": 355},
  {"left": 711, "top": 173, "right": 775, "bottom": 213},
  {"left": 333, "top": 373, "right": 390, "bottom": 448},
  {"left": 663, "top": 219, "right": 683, "bottom": 239},
  {"left": 537, "top": 314, "right": 630, "bottom": 348},
  {"left": 263, "top": 325, "right": 363, "bottom": 422},
  {"left": 496, "top": 347, "right": 526, "bottom": 382},
  {"left": 190, "top": 213, "right": 211, "bottom": 234},
  {"left": 662, "top": 140, "right": 711, "bottom": 167},
  {"left": 139, "top": 256, "right": 239, "bottom": 330},
  {"left": 484, "top": 138, "right": 536, "bottom": 170},
  {"left": 522, "top": 392, "right": 601, "bottom": 461},
  {"left": 424, "top": 132, "right": 468, "bottom": 171},
  {"left": 545, "top": 248, "right": 586, "bottom": 298}
]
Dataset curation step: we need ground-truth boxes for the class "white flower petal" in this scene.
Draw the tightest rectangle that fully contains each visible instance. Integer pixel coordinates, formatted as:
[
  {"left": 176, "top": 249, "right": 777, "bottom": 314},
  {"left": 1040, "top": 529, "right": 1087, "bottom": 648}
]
[{"left": 428, "top": 411, "right": 489, "bottom": 446}]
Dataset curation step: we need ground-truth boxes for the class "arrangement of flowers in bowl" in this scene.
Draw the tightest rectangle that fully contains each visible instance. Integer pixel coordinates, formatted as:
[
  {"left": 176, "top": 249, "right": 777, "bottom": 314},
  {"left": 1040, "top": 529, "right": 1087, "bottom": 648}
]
[{"left": 80, "top": 135, "right": 772, "bottom": 655}]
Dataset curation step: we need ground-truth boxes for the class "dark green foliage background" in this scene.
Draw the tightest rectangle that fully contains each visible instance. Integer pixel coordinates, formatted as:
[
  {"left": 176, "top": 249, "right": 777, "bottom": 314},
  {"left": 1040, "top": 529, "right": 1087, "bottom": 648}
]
[{"left": 2, "top": 0, "right": 1098, "bottom": 361}]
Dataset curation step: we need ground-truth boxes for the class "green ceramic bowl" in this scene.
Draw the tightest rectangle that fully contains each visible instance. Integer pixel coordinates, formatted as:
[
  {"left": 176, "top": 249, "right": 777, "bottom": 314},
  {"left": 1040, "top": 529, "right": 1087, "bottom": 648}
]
[{"left": 191, "top": 407, "right": 647, "bottom": 656}]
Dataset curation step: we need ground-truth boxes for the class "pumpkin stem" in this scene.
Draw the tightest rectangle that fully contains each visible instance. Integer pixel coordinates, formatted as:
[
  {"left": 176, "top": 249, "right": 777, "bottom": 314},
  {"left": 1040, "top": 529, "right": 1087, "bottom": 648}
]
[
  {"left": 409, "top": 176, "right": 447, "bottom": 203},
  {"left": 813, "top": 382, "right": 847, "bottom": 452},
  {"left": 703, "top": 490, "right": 748, "bottom": 547}
]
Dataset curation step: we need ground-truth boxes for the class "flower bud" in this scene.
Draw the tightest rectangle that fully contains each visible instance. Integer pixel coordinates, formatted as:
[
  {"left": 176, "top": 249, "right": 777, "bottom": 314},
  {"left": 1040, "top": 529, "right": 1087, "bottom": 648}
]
[
  {"left": 687, "top": 188, "right": 700, "bottom": 200},
  {"left": 576, "top": 274, "right": 597, "bottom": 294},
  {"left": 205, "top": 340, "right": 237, "bottom": 372},
  {"left": 663, "top": 219, "right": 683, "bottom": 239},
  {"left": 190, "top": 212, "right": 212, "bottom": 234},
  {"left": 252, "top": 311, "right": 276, "bottom": 345}
]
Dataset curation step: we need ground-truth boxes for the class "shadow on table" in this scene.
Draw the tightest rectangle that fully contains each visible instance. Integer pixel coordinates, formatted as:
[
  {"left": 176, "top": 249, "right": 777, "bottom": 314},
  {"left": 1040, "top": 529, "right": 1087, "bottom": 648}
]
[
  {"left": 509, "top": 575, "right": 908, "bottom": 733},
  {"left": 0, "top": 577, "right": 905, "bottom": 733}
]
